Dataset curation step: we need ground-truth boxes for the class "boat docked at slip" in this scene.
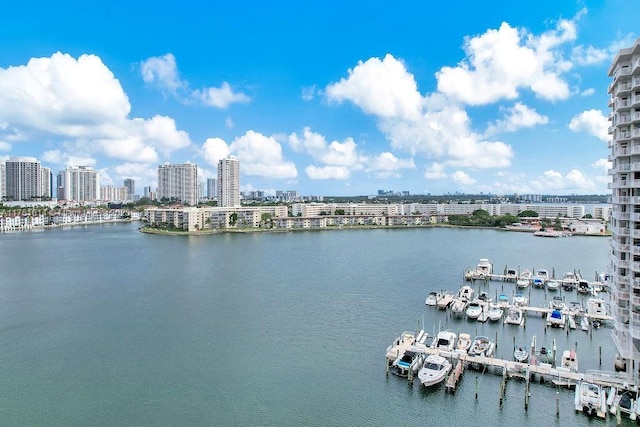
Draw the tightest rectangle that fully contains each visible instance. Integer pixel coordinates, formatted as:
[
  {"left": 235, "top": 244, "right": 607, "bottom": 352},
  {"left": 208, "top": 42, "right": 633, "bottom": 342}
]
[
  {"left": 456, "top": 285, "right": 475, "bottom": 302},
  {"left": 547, "top": 309, "right": 566, "bottom": 328},
  {"left": 487, "top": 303, "right": 504, "bottom": 322},
  {"left": 587, "top": 298, "right": 607, "bottom": 317},
  {"left": 417, "top": 354, "right": 452, "bottom": 387},
  {"left": 514, "top": 345, "right": 529, "bottom": 363},
  {"left": 425, "top": 291, "right": 443, "bottom": 307},
  {"left": 456, "top": 333, "right": 472, "bottom": 353},
  {"left": 431, "top": 330, "right": 457, "bottom": 352},
  {"left": 532, "top": 278, "right": 545, "bottom": 289},
  {"left": 577, "top": 279, "right": 592, "bottom": 295},
  {"left": 466, "top": 300, "right": 483, "bottom": 320},
  {"left": 385, "top": 330, "right": 430, "bottom": 365},
  {"left": 550, "top": 295, "right": 565, "bottom": 311},
  {"left": 506, "top": 268, "right": 518, "bottom": 281},
  {"left": 562, "top": 272, "right": 579, "bottom": 291},
  {"left": 497, "top": 294, "right": 510, "bottom": 308},
  {"left": 560, "top": 349, "right": 578, "bottom": 372},
  {"left": 469, "top": 336, "right": 495, "bottom": 357},
  {"left": 575, "top": 380, "right": 607, "bottom": 418},
  {"left": 391, "top": 349, "right": 423, "bottom": 377},
  {"left": 504, "top": 306, "right": 525, "bottom": 326},
  {"left": 516, "top": 278, "right": 530, "bottom": 289},
  {"left": 546, "top": 279, "right": 561, "bottom": 291},
  {"left": 535, "top": 269, "right": 549, "bottom": 282},
  {"left": 450, "top": 298, "right": 467, "bottom": 316},
  {"left": 465, "top": 258, "right": 492, "bottom": 280},
  {"left": 513, "top": 292, "right": 528, "bottom": 307}
]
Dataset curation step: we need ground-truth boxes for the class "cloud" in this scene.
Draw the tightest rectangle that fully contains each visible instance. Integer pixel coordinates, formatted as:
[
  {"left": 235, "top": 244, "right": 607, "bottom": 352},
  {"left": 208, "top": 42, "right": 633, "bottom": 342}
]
[
  {"left": 580, "top": 88, "right": 595, "bottom": 96},
  {"left": 436, "top": 17, "right": 577, "bottom": 105},
  {"left": 0, "top": 52, "right": 192, "bottom": 166},
  {"left": 571, "top": 45, "right": 609, "bottom": 66},
  {"left": 366, "top": 152, "right": 415, "bottom": 178},
  {"left": 225, "top": 116, "right": 234, "bottom": 129},
  {"left": 484, "top": 103, "right": 548, "bottom": 136},
  {"left": 305, "top": 165, "right": 350, "bottom": 180},
  {"left": 301, "top": 85, "right": 316, "bottom": 101},
  {"left": 141, "top": 53, "right": 250, "bottom": 108},
  {"left": 424, "top": 162, "right": 447, "bottom": 179},
  {"left": 201, "top": 131, "right": 297, "bottom": 179},
  {"left": 452, "top": 170, "right": 476, "bottom": 185},
  {"left": 325, "top": 55, "right": 513, "bottom": 169},
  {"left": 568, "top": 109, "right": 609, "bottom": 142},
  {"left": 0, "top": 140, "right": 11, "bottom": 151},
  {"left": 591, "top": 158, "right": 611, "bottom": 172}
]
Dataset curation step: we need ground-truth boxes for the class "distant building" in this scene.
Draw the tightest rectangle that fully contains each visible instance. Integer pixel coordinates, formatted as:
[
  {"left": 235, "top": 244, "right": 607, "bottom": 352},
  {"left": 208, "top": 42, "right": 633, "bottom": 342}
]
[
  {"left": 57, "top": 166, "right": 100, "bottom": 202},
  {"left": 157, "top": 162, "right": 198, "bottom": 205},
  {"left": 4, "top": 156, "right": 50, "bottom": 201},
  {"left": 217, "top": 155, "right": 240, "bottom": 207},
  {"left": 206, "top": 178, "right": 217, "bottom": 199},
  {"left": 101, "top": 185, "right": 128, "bottom": 202},
  {"left": 124, "top": 179, "right": 135, "bottom": 198}
]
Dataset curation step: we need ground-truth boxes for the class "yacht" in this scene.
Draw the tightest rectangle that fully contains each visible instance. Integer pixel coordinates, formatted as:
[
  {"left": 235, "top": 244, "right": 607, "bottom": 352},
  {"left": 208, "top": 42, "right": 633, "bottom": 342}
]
[
  {"left": 431, "top": 330, "right": 457, "bottom": 352},
  {"left": 575, "top": 380, "right": 607, "bottom": 418},
  {"left": 504, "top": 306, "right": 525, "bottom": 326},
  {"left": 456, "top": 285, "right": 475, "bottom": 302},
  {"left": 587, "top": 298, "right": 607, "bottom": 317},
  {"left": 506, "top": 268, "right": 518, "bottom": 281},
  {"left": 469, "top": 336, "right": 495, "bottom": 357},
  {"left": 475, "top": 258, "right": 492, "bottom": 279},
  {"left": 577, "top": 280, "right": 592, "bottom": 295},
  {"left": 417, "top": 354, "right": 452, "bottom": 387},
  {"left": 563, "top": 272, "right": 579, "bottom": 291}
]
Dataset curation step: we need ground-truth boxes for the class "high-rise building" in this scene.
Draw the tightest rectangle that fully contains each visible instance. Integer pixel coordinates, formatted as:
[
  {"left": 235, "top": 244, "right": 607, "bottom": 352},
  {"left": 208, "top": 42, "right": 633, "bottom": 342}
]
[
  {"left": 157, "top": 162, "right": 198, "bottom": 205},
  {"left": 124, "top": 179, "right": 135, "bottom": 197},
  {"left": 100, "top": 185, "right": 128, "bottom": 202},
  {"left": 4, "top": 156, "right": 44, "bottom": 201},
  {"left": 217, "top": 155, "right": 240, "bottom": 207},
  {"left": 207, "top": 178, "right": 217, "bottom": 199},
  {"left": 40, "top": 167, "right": 51, "bottom": 198},
  {"left": 608, "top": 38, "right": 640, "bottom": 371},
  {"left": 57, "top": 166, "right": 100, "bottom": 202}
]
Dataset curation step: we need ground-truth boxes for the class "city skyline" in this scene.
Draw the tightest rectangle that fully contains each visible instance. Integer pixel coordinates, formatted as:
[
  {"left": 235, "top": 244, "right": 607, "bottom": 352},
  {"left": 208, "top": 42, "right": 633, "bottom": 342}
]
[{"left": 0, "top": 1, "right": 637, "bottom": 196}]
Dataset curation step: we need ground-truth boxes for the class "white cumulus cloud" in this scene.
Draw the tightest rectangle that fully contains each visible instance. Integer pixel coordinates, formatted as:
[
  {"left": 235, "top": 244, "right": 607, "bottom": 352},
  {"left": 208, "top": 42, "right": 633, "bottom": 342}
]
[
  {"left": 452, "top": 170, "right": 476, "bottom": 185},
  {"left": 305, "top": 165, "right": 350, "bottom": 180},
  {"left": 569, "top": 109, "right": 609, "bottom": 142},
  {"left": 484, "top": 103, "right": 549, "bottom": 136}
]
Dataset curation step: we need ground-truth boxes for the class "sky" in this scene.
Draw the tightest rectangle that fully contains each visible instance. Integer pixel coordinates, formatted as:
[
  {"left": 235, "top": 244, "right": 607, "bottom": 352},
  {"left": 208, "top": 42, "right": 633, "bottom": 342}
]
[{"left": 0, "top": 1, "right": 636, "bottom": 197}]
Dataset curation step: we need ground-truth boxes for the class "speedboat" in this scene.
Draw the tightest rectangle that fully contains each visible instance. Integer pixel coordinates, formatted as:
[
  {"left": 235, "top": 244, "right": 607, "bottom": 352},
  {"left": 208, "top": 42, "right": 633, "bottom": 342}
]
[
  {"left": 532, "top": 278, "right": 545, "bottom": 288},
  {"left": 431, "top": 330, "right": 457, "bottom": 352},
  {"left": 425, "top": 291, "right": 439, "bottom": 306},
  {"left": 581, "top": 316, "right": 589, "bottom": 331},
  {"left": 513, "top": 292, "right": 528, "bottom": 307},
  {"left": 547, "top": 309, "right": 565, "bottom": 328},
  {"left": 497, "top": 294, "right": 510, "bottom": 307},
  {"left": 547, "top": 279, "right": 561, "bottom": 291},
  {"left": 466, "top": 301, "right": 483, "bottom": 320},
  {"left": 477, "top": 291, "right": 491, "bottom": 304},
  {"left": 456, "top": 333, "right": 472, "bottom": 353},
  {"left": 506, "top": 268, "right": 518, "bottom": 281},
  {"left": 385, "top": 330, "right": 429, "bottom": 365},
  {"left": 417, "top": 354, "right": 452, "bottom": 387},
  {"left": 550, "top": 295, "right": 565, "bottom": 310},
  {"left": 456, "top": 285, "right": 475, "bottom": 302},
  {"left": 504, "top": 306, "right": 525, "bottom": 326},
  {"left": 563, "top": 272, "right": 579, "bottom": 291},
  {"left": 567, "top": 301, "right": 584, "bottom": 316},
  {"left": 487, "top": 303, "right": 504, "bottom": 321},
  {"left": 391, "top": 349, "right": 422, "bottom": 377},
  {"left": 575, "top": 380, "right": 607, "bottom": 418},
  {"left": 561, "top": 349, "right": 578, "bottom": 372},
  {"left": 450, "top": 298, "right": 467, "bottom": 316},
  {"left": 516, "top": 278, "right": 530, "bottom": 289},
  {"left": 514, "top": 346, "right": 529, "bottom": 363},
  {"left": 587, "top": 298, "right": 607, "bottom": 317},
  {"left": 568, "top": 315, "right": 576, "bottom": 329},
  {"left": 577, "top": 280, "right": 592, "bottom": 295},
  {"left": 536, "top": 269, "right": 549, "bottom": 282},
  {"left": 469, "top": 336, "right": 495, "bottom": 357}
]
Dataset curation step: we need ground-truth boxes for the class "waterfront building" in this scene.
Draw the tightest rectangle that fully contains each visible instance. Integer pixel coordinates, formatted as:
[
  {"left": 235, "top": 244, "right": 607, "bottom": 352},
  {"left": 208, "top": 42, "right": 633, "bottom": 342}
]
[
  {"left": 100, "top": 185, "right": 128, "bottom": 202},
  {"left": 157, "top": 162, "right": 198, "bottom": 206},
  {"left": 57, "top": 166, "right": 100, "bottom": 202},
  {"left": 124, "top": 179, "right": 135, "bottom": 198},
  {"left": 4, "top": 156, "right": 46, "bottom": 201},
  {"left": 206, "top": 178, "right": 217, "bottom": 200},
  {"left": 608, "top": 38, "right": 640, "bottom": 370},
  {"left": 217, "top": 155, "right": 240, "bottom": 207}
]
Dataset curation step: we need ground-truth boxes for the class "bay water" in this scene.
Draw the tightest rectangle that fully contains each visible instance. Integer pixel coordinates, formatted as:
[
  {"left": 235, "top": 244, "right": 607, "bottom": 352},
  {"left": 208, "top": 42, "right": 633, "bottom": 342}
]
[{"left": 0, "top": 223, "right": 624, "bottom": 426}]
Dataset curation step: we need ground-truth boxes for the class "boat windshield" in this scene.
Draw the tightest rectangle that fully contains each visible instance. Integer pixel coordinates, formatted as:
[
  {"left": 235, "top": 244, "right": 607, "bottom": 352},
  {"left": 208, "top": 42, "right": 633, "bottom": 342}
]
[{"left": 424, "top": 362, "right": 444, "bottom": 370}]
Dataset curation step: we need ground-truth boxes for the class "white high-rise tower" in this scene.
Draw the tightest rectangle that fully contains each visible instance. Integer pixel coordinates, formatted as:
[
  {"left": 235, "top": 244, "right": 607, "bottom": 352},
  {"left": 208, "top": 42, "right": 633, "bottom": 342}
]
[{"left": 217, "top": 155, "right": 240, "bottom": 207}]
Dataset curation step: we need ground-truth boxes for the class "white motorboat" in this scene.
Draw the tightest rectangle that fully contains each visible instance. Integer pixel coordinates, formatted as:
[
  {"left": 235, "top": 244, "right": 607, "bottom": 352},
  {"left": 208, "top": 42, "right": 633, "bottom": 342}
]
[
  {"left": 425, "top": 291, "right": 439, "bottom": 306},
  {"left": 456, "top": 333, "right": 472, "bottom": 353},
  {"left": 610, "top": 388, "right": 637, "bottom": 419},
  {"left": 560, "top": 349, "right": 578, "bottom": 372},
  {"left": 474, "top": 258, "right": 492, "bottom": 279},
  {"left": 456, "top": 285, "right": 475, "bottom": 302},
  {"left": 550, "top": 295, "right": 565, "bottom": 311},
  {"left": 547, "top": 309, "right": 566, "bottom": 328},
  {"left": 385, "top": 330, "right": 429, "bottom": 365},
  {"left": 520, "top": 269, "right": 532, "bottom": 281},
  {"left": 567, "top": 301, "right": 584, "bottom": 316},
  {"left": 477, "top": 291, "right": 491, "bottom": 304},
  {"left": 587, "top": 298, "right": 607, "bottom": 317},
  {"left": 497, "top": 294, "right": 510, "bottom": 308},
  {"left": 575, "top": 380, "right": 607, "bottom": 418},
  {"left": 487, "top": 303, "right": 504, "bottom": 322},
  {"left": 436, "top": 292, "right": 454, "bottom": 310},
  {"left": 466, "top": 301, "right": 483, "bottom": 320},
  {"left": 568, "top": 315, "right": 576, "bottom": 329},
  {"left": 581, "top": 316, "right": 589, "bottom": 331},
  {"left": 504, "top": 306, "right": 525, "bottom": 326},
  {"left": 431, "top": 330, "right": 457, "bottom": 352},
  {"left": 469, "top": 336, "right": 495, "bottom": 357},
  {"left": 535, "top": 269, "right": 549, "bottom": 282},
  {"left": 513, "top": 292, "right": 528, "bottom": 307},
  {"left": 547, "top": 279, "right": 561, "bottom": 291},
  {"left": 514, "top": 345, "right": 529, "bottom": 363},
  {"left": 614, "top": 353, "right": 627, "bottom": 372},
  {"left": 516, "top": 278, "right": 530, "bottom": 289},
  {"left": 450, "top": 298, "right": 467, "bottom": 316},
  {"left": 563, "top": 272, "right": 579, "bottom": 291},
  {"left": 391, "top": 349, "right": 423, "bottom": 377},
  {"left": 506, "top": 268, "right": 518, "bottom": 281},
  {"left": 417, "top": 354, "right": 452, "bottom": 387},
  {"left": 577, "top": 280, "right": 592, "bottom": 295}
]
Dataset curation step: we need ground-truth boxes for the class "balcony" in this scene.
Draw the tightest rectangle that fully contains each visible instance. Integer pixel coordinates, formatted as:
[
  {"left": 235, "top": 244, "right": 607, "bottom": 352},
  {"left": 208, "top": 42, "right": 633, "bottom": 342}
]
[
  {"left": 633, "top": 295, "right": 640, "bottom": 306},
  {"left": 618, "top": 227, "right": 631, "bottom": 236},
  {"left": 617, "top": 99, "right": 631, "bottom": 109},
  {"left": 631, "top": 212, "right": 640, "bottom": 222},
  {"left": 634, "top": 77, "right": 640, "bottom": 89},
  {"left": 632, "top": 95, "right": 640, "bottom": 108},
  {"left": 617, "top": 81, "right": 633, "bottom": 95},
  {"left": 612, "top": 210, "right": 631, "bottom": 219},
  {"left": 609, "top": 125, "right": 615, "bottom": 134},
  {"left": 619, "top": 131, "right": 632, "bottom": 140},
  {"left": 616, "top": 273, "right": 631, "bottom": 286},
  {"left": 612, "top": 196, "right": 630, "bottom": 203},
  {"left": 633, "top": 112, "right": 640, "bottom": 123},
  {"left": 613, "top": 240, "right": 631, "bottom": 252}
]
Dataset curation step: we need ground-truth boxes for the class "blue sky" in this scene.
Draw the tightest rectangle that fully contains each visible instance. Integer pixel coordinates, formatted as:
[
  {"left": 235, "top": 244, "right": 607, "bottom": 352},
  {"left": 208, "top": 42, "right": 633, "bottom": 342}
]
[{"left": 0, "top": 1, "right": 636, "bottom": 196}]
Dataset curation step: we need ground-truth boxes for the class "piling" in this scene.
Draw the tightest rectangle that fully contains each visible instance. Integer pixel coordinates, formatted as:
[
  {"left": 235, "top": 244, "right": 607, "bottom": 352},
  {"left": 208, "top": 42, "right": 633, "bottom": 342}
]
[
  {"left": 524, "top": 367, "right": 530, "bottom": 411},
  {"left": 555, "top": 390, "right": 559, "bottom": 417},
  {"left": 599, "top": 346, "right": 602, "bottom": 366},
  {"left": 475, "top": 376, "right": 479, "bottom": 400}
]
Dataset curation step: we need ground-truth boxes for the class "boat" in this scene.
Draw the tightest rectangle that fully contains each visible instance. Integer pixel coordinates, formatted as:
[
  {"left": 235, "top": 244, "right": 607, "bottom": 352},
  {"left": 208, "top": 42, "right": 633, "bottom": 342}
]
[
  {"left": 581, "top": 316, "right": 589, "bottom": 331},
  {"left": 497, "top": 294, "right": 510, "bottom": 308},
  {"left": 477, "top": 291, "right": 491, "bottom": 304},
  {"left": 535, "top": 269, "right": 549, "bottom": 282},
  {"left": 513, "top": 292, "right": 528, "bottom": 307},
  {"left": 487, "top": 303, "right": 504, "bottom": 321},
  {"left": 577, "top": 280, "right": 592, "bottom": 295},
  {"left": 516, "top": 278, "right": 530, "bottom": 289},
  {"left": 568, "top": 315, "right": 576, "bottom": 329},
  {"left": 417, "top": 354, "right": 452, "bottom": 387},
  {"left": 466, "top": 301, "right": 483, "bottom": 320},
  {"left": 520, "top": 269, "right": 532, "bottom": 281},
  {"left": 538, "top": 342, "right": 556, "bottom": 366},
  {"left": 456, "top": 333, "right": 472, "bottom": 353},
  {"left": 391, "top": 349, "right": 423, "bottom": 377},
  {"left": 547, "top": 309, "right": 565, "bottom": 328},
  {"left": 562, "top": 272, "right": 579, "bottom": 291},
  {"left": 532, "top": 278, "right": 545, "bottom": 288},
  {"left": 431, "top": 330, "right": 457, "bottom": 352},
  {"left": 614, "top": 353, "right": 627, "bottom": 372},
  {"left": 560, "top": 349, "right": 578, "bottom": 372},
  {"left": 587, "top": 298, "right": 607, "bottom": 317},
  {"left": 567, "top": 301, "right": 584, "bottom": 316},
  {"left": 612, "top": 388, "right": 638, "bottom": 419},
  {"left": 546, "top": 279, "right": 561, "bottom": 291},
  {"left": 450, "top": 298, "right": 467, "bottom": 316},
  {"left": 425, "top": 291, "right": 440, "bottom": 306},
  {"left": 385, "top": 330, "right": 429, "bottom": 365},
  {"left": 504, "top": 306, "right": 525, "bottom": 326},
  {"left": 436, "top": 292, "right": 454, "bottom": 310},
  {"left": 514, "top": 345, "right": 529, "bottom": 363},
  {"left": 575, "top": 380, "right": 607, "bottom": 418},
  {"left": 506, "top": 268, "right": 518, "bottom": 281},
  {"left": 474, "top": 258, "right": 492, "bottom": 279},
  {"left": 456, "top": 285, "right": 475, "bottom": 302},
  {"left": 469, "top": 335, "right": 495, "bottom": 357},
  {"left": 550, "top": 295, "right": 565, "bottom": 310}
]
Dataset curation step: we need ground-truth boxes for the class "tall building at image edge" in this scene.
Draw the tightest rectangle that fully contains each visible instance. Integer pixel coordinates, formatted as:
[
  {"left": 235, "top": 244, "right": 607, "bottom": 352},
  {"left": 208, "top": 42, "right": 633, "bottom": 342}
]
[
  {"left": 608, "top": 37, "right": 640, "bottom": 370},
  {"left": 157, "top": 162, "right": 198, "bottom": 205},
  {"left": 217, "top": 155, "right": 240, "bottom": 207}
]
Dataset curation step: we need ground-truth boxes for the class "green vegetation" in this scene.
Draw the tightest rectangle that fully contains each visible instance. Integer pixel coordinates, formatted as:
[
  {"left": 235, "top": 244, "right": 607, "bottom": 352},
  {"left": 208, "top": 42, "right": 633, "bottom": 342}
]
[
  {"left": 517, "top": 210, "right": 539, "bottom": 217},
  {"left": 447, "top": 209, "right": 519, "bottom": 227}
]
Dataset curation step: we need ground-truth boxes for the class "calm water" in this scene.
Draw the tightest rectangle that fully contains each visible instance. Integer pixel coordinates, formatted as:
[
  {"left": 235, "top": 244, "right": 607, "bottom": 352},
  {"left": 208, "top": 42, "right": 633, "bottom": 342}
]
[{"left": 0, "top": 223, "right": 627, "bottom": 426}]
